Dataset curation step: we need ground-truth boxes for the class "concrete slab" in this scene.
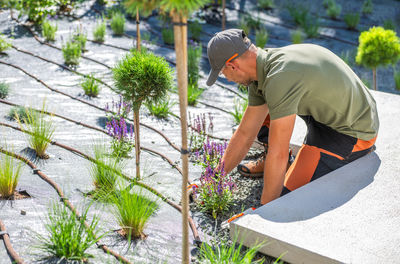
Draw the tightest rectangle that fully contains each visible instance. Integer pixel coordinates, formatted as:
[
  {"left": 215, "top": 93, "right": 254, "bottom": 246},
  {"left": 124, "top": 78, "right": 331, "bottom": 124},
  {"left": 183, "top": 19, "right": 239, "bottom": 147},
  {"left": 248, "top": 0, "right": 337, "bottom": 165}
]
[{"left": 230, "top": 91, "right": 400, "bottom": 264}]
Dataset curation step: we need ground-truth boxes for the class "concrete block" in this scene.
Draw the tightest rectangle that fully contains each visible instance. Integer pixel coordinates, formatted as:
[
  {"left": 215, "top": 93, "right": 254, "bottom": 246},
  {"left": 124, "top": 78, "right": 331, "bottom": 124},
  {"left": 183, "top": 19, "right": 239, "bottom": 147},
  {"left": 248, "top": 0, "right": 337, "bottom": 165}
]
[{"left": 230, "top": 91, "right": 400, "bottom": 264}]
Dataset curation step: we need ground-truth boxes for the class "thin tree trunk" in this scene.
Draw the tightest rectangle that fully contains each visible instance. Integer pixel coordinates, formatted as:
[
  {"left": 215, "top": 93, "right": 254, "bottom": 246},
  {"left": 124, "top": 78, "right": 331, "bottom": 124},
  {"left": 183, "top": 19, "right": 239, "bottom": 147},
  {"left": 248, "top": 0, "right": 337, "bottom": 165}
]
[
  {"left": 373, "top": 68, "right": 377, "bottom": 90},
  {"left": 133, "top": 108, "right": 141, "bottom": 180},
  {"left": 172, "top": 13, "right": 190, "bottom": 264},
  {"left": 136, "top": 8, "right": 141, "bottom": 51},
  {"left": 222, "top": 0, "right": 226, "bottom": 30}
]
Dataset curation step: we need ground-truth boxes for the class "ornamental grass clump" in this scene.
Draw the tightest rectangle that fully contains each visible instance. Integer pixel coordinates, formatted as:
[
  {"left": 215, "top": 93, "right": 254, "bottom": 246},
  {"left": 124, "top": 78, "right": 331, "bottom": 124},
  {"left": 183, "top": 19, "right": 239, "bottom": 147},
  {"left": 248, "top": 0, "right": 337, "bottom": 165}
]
[
  {"left": 145, "top": 96, "right": 176, "bottom": 119},
  {"left": 326, "top": 0, "right": 341, "bottom": 20},
  {"left": 362, "top": 0, "right": 373, "bottom": 15},
  {"left": 35, "top": 202, "right": 103, "bottom": 262},
  {"left": 0, "top": 152, "right": 23, "bottom": 199},
  {"left": 93, "top": 20, "right": 106, "bottom": 43},
  {"left": 41, "top": 19, "right": 57, "bottom": 42},
  {"left": 188, "top": 20, "right": 202, "bottom": 41},
  {"left": 62, "top": 39, "right": 81, "bottom": 65},
  {"left": 111, "top": 11, "right": 125, "bottom": 36},
  {"left": 356, "top": 27, "right": 400, "bottom": 90},
  {"left": 0, "top": 34, "right": 11, "bottom": 53},
  {"left": 188, "top": 112, "right": 214, "bottom": 152},
  {"left": 255, "top": 28, "right": 268, "bottom": 48},
  {"left": 73, "top": 26, "right": 87, "bottom": 52},
  {"left": 192, "top": 140, "right": 235, "bottom": 218},
  {"left": 238, "top": 17, "right": 250, "bottom": 36},
  {"left": 161, "top": 27, "right": 174, "bottom": 45},
  {"left": 288, "top": 5, "right": 319, "bottom": 38},
  {"left": 17, "top": 104, "right": 55, "bottom": 159},
  {"left": 231, "top": 98, "right": 248, "bottom": 125},
  {"left": 344, "top": 12, "right": 360, "bottom": 30},
  {"left": 291, "top": 29, "right": 304, "bottom": 44},
  {"left": 187, "top": 83, "right": 204, "bottom": 106},
  {"left": 0, "top": 81, "right": 9, "bottom": 99},
  {"left": 113, "top": 50, "right": 173, "bottom": 179},
  {"left": 8, "top": 106, "right": 31, "bottom": 123},
  {"left": 111, "top": 185, "right": 158, "bottom": 239},
  {"left": 81, "top": 73, "right": 100, "bottom": 97},
  {"left": 188, "top": 41, "right": 202, "bottom": 86}
]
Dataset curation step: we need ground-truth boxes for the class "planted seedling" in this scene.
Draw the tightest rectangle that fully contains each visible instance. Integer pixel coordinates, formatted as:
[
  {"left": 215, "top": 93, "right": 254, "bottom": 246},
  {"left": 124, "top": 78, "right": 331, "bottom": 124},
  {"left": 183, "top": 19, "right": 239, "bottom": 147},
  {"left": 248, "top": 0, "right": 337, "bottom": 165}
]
[
  {"left": 188, "top": 83, "right": 204, "bottom": 106},
  {"left": 145, "top": 96, "right": 176, "bottom": 119},
  {"left": 93, "top": 19, "right": 106, "bottom": 43},
  {"left": 110, "top": 11, "right": 125, "bottom": 36},
  {"left": 17, "top": 103, "right": 55, "bottom": 159},
  {"left": 230, "top": 98, "right": 248, "bottom": 125},
  {"left": 106, "top": 115, "right": 134, "bottom": 158},
  {"left": 356, "top": 27, "right": 400, "bottom": 90},
  {"left": 0, "top": 34, "right": 11, "bottom": 53},
  {"left": 81, "top": 73, "right": 100, "bottom": 97},
  {"left": 0, "top": 81, "right": 9, "bottom": 99},
  {"left": 15, "top": 0, "right": 56, "bottom": 23},
  {"left": 0, "top": 151, "right": 23, "bottom": 199},
  {"left": 255, "top": 28, "right": 268, "bottom": 48},
  {"left": 161, "top": 27, "right": 174, "bottom": 45},
  {"left": 238, "top": 17, "right": 251, "bottom": 36},
  {"left": 258, "top": 0, "right": 275, "bottom": 10},
  {"left": 73, "top": 26, "right": 87, "bottom": 51},
  {"left": 35, "top": 202, "right": 104, "bottom": 262},
  {"left": 111, "top": 185, "right": 158, "bottom": 239},
  {"left": 291, "top": 29, "right": 304, "bottom": 44},
  {"left": 326, "top": 0, "right": 341, "bottom": 20},
  {"left": 188, "top": 112, "right": 214, "bottom": 152},
  {"left": 383, "top": 19, "right": 396, "bottom": 31},
  {"left": 188, "top": 19, "right": 202, "bottom": 41},
  {"left": 344, "top": 12, "right": 360, "bottom": 30},
  {"left": 8, "top": 106, "right": 31, "bottom": 123},
  {"left": 41, "top": 19, "right": 57, "bottom": 42},
  {"left": 62, "top": 39, "right": 81, "bottom": 65},
  {"left": 362, "top": 0, "right": 373, "bottom": 15},
  {"left": 113, "top": 49, "right": 173, "bottom": 179},
  {"left": 188, "top": 42, "right": 202, "bottom": 86}
]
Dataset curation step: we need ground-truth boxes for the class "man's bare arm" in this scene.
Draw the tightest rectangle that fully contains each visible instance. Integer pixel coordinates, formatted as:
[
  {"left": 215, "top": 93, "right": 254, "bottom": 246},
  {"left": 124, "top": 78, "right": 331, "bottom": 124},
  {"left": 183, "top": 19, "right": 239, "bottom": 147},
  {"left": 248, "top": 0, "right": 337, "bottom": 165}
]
[
  {"left": 220, "top": 104, "right": 269, "bottom": 174},
  {"left": 261, "top": 114, "right": 296, "bottom": 204}
]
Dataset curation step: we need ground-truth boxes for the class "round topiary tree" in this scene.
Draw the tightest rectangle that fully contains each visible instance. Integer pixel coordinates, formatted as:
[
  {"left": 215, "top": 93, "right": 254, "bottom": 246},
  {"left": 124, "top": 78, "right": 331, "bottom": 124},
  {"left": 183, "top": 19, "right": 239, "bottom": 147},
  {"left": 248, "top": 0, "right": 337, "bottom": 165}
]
[
  {"left": 112, "top": 50, "right": 173, "bottom": 180},
  {"left": 356, "top": 26, "right": 400, "bottom": 90}
]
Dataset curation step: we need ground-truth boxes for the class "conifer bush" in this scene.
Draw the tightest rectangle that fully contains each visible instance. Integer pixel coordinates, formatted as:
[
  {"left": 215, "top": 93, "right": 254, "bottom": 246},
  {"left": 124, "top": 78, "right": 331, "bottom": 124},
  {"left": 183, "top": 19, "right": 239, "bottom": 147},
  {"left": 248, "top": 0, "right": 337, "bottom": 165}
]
[
  {"left": 356, "top": 27, "right": 400, "bottom": 90},
  {"left": 0, "top": 81, "right": 9, "bottom": 99},
  {"left": 41, "top": 19, "right": 58, "bottom": 42},
  {"left": 112, "top": 50, "right": 173, "bottom": 179}
]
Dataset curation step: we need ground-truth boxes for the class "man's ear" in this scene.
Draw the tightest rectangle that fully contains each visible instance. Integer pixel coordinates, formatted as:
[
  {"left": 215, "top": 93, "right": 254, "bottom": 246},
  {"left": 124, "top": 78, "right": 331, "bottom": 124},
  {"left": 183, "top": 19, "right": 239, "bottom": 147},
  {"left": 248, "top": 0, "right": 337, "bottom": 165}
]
[{"left": 226, "top": 60, "right": 239, "bottom": 71}]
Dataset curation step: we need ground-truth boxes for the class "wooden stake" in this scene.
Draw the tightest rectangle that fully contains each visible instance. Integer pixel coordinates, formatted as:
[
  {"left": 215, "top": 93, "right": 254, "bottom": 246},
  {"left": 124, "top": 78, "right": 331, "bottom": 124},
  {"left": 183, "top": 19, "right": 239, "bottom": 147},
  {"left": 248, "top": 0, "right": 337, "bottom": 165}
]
[
  {"left": 136, "top": 8, "right": 141, "bottom": 51},
  {"left": 172, "top": 12, "right": 190, "bottom": 264},
  {"left": 133, "top": 108, "right": 141, "bottom": 180}
]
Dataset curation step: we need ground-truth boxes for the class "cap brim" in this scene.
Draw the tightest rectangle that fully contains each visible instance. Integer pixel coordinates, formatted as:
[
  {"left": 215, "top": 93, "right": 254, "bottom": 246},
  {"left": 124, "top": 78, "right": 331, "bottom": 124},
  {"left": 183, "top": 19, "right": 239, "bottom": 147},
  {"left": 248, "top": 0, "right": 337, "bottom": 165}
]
[{"left": 206, "top": 68, "right": 219, "bottom": 86}]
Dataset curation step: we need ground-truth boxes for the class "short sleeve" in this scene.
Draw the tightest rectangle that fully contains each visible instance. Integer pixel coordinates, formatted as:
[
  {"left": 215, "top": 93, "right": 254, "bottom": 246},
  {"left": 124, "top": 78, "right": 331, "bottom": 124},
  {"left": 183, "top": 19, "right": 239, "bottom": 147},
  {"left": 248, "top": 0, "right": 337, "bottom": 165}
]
[{"left": 248, "top": 83, "right": 265, "bottom": 106}]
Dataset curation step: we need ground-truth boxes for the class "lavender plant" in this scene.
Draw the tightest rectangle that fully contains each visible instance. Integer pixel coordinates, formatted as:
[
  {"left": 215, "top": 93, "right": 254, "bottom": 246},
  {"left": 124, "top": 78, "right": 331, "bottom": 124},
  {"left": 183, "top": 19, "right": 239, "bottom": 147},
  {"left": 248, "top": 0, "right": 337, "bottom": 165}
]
[
  {"left": 106, "top": 117, "right": 134, "bottom": 158},
  {"left": 192, "top": 140, "right": 235, "bottom": 219},
  {"left": 188, "top": 112, "right": 214, "bottom": 152}
]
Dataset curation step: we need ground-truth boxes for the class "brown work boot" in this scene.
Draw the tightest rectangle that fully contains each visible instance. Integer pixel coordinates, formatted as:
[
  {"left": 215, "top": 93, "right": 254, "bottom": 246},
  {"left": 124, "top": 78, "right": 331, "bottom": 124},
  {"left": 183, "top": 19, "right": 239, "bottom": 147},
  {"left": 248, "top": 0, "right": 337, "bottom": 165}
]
[{"left": 237, "top": 153, "right": 266, "bottom": 178}]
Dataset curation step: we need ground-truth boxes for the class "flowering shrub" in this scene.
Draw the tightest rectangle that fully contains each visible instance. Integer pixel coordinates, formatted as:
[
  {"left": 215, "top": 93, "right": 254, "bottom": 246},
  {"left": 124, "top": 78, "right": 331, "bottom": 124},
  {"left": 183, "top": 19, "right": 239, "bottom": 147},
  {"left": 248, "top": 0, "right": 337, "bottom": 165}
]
[
  {"left": 192, "top": 140, "right": 235, "bottom": 218},
  {"left": 188, "top": 112, "right": 213, "bottom": 152}
]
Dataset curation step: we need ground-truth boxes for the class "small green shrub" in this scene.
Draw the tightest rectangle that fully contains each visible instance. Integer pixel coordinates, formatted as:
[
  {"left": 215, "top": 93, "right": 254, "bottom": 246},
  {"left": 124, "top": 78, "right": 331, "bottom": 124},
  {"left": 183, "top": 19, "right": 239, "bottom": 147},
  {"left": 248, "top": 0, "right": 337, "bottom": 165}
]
[
  {"left": 161, "top": 27, "right": 174, "bottom": 45},
  {"left": 0, "top": 152, "right": 23, "bottom": 198},
  {"left": 188, "top": 20, "right": 202, "bottom": 41},
  {"left": 17, "top": 104, "right": 55, "bottom": 159},
  {"left": 255, "top": 28, "right": 268, "bottom": 48},
  {"left": 62, "top": 40, "right": 81, "bottom": 65},
  {"left": 238, "top": 17, "right": 250, "bottom": 36},
  {"left": 302, "top": 17, "right": 319, "bottom": 38},
  {"left": 188, "top": 43, "right": 202, "bottom": 86},
  {"left": 287, "top": 4, "right": 309, "bottom": 26},
  {"left": 93, "top": 20, "right": 106, "bottom": 43},
  {"left": 16, "top": 0, "right": 56, "bottom": 23},
  {"left": 344, "top": 13, "right": 360, "bottom": 30},
  {"left": 110, "top": 11, "right": 125, "bottom": 36},
  {"left": 73, "top": 27, "right": 87, "bottom": 51},
  {"left": 35, "top": 202, "right": 103, "bottom": 261},
  {"left": 0, "top": 82, "right": 9, "bottom": 99},
  {"left": 362, "top": 0, "right": 373, "bottom": 15},
  {"left": 111, "top": 186, "right": 158, "bottom": 239},
  {"left": 41, "top": 19, "right": 58, "bottom": 42},
  {"left": 326, "top": 1, "right": 341, "bottom": 19},
  {"left": 230, "top": 98, "right": 248, "bottom": 125},
  {"left": 244, "top": 15, "right": 261, "bottom": 31},
  {"left": 145, "top": 96, "right": 176, "bottom": 119},
  {"left": 8, "top": 106, "right": 31, "bottom": 123},
  {"left": 383, "top": 19, "right": 396, "bottom": 31},
  {"left": 0, "top": 34, "right": 11, "bottom": 53},
  {"left": 394, "top": 69, "right": 400, "bottom": 91},
  {"left": 258, "top": 0, "right": 275, "bottom": 9},
  {"left": 188, "top": 83, "right": 204, "bottom": 106},
  {"left": 291, "top": 29, "right": 304, "bottom": 44},
  {"left": 81, "top": 74, "right": 100, "bottom": 97}
]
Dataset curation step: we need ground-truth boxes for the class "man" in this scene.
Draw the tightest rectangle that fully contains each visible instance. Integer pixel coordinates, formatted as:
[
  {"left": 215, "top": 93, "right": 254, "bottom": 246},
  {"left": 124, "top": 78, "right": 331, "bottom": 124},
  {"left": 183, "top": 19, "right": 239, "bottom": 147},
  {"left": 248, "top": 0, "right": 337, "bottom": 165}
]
[{"left": 206, "top": 29, "right": 379, "bottom": 205}]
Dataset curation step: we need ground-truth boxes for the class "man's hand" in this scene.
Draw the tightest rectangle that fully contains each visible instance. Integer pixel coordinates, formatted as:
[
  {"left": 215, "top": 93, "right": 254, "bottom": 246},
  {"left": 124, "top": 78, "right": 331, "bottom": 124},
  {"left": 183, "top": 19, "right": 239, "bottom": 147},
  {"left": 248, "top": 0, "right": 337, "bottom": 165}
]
[{"left": 261, "top": 114, "right": 296, "bottom": 205}]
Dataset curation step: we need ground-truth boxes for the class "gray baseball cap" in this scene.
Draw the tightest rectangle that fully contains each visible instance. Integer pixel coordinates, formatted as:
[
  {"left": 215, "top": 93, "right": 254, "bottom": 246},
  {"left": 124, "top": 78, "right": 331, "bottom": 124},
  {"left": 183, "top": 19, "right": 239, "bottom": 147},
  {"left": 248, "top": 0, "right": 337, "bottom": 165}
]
[{"left": 206, "top": 29, "right": 251, "bottom": 86}]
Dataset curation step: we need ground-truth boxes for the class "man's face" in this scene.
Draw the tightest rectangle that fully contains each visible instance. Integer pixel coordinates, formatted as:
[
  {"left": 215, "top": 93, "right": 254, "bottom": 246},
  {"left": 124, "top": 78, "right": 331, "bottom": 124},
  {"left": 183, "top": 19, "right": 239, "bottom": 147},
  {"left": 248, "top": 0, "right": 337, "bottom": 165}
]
[{"left": 220, "top": 62, "right": 252, "bottom": 86}]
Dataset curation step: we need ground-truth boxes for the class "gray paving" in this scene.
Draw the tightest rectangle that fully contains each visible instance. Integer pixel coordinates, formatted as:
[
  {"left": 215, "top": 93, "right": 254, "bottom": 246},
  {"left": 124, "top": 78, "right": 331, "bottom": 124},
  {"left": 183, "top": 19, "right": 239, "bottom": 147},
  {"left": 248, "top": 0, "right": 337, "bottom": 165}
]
[{"left": 230, "top": 90, "right": 400, "bottom": 264}]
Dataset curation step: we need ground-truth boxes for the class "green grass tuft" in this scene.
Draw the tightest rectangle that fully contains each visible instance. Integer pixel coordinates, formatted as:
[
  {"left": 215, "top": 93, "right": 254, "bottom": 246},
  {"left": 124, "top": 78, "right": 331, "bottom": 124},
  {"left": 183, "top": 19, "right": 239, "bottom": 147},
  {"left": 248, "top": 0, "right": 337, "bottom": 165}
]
[
  {"left": 291, "top": 29, "right": 304, "bottom": 44},
  {"left": 93, "top": 20, "right": 106, "bottom": 43},
  {"left": 8, "top": 106, "right": 32, "bottom": 123},
  {"left": 258, "top": 0, "right": 275, "bottom": 9},
  {"left": 0, "top": 151, "right": 23, "bottom": 198},
  {"left": 110, "top": 11, "right": 125, "bottom": 36},
  {"left": 344, "top": 13, "right": 360, "bottom": 30},
  {"left": 73, "top": 27, "right": 87, "bottom": 51},
  {"left": 362, "top": 0, "right": 373, "bottom": 15},
  {"left": 188, "top": 83, "right": 204, "bottom": 106},
  {"left": 145, "top": 96, "right": 176, "bottom": 119},
  {"left": 237, "top": 17, "right": 251, "bottom": 36},
  {"left": 394, "top": 69, "right": 400, "bottom": 91},
  {"left": 62, "top": 40, "right": 81, "bottom": 65},
  {"left": 188, "top": 43, "right": 202, "bottom": 86},
  {"left": 161, "top": 27, "right": 174, "bottom": 45},
  {"left": 230, "top": 98, "right": 248, "bottom": 125},
  {"left": 41, "top": 20, "right": 58, "bottom": 42},
  {"left": 0, "top": 34, "right": 11, "bottom": 53},
  {"left": 255, "top": 28, "right": 268, "bottom": 48},
  {"left": 0, "top": 81, "right": 9, "bottom": 99},
  {"left": 188, "top": 20, "right": 202, "bottom": 41},
  {"left": 81, "top": 73, "right": 100, "bottom": 97},
  {"left": 326, "top": 1, "right": 341, "bottom": 19}
]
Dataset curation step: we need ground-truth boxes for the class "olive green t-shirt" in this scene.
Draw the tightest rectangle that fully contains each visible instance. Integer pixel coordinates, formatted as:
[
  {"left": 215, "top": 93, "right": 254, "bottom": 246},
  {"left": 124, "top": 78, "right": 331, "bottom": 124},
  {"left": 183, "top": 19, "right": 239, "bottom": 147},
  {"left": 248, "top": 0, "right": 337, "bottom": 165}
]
[{"left": 248, "top": 44, "right": 379, "bottom": 141}]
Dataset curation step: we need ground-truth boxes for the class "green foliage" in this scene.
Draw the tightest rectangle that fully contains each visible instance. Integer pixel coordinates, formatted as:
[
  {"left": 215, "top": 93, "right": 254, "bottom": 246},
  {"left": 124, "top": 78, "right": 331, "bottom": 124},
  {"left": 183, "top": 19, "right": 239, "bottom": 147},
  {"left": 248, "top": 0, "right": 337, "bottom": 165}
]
[
  {"left": 8, "top": 106, "right": 32, "bottom": 123},
  {"left": 340, "top": 49, "right": 356, "bottom": 66},
  {"left": 188, "top": 83, "right": 204, "bottom": 106},
  {"left": 362, "top": 0, "right": 373, "bottom": 15},
  {"left": 198, "top": 235, "right": 266, "bottom": 264},
  {"left": 0, "top": 82, "right": 9, "bottom": 99},
  {"left": 255, "top": 27, "right": 268, "bottom": 48},
  {"left": 188, "top": 20, "right": 202, "bottom": 41},
  {"left": 17, "top": 103, "right": 55, "bottom": 159},
  {"left": 111, "top": 185, "right": 158, "bottom": 239},
  {"left": 145, "top": 96, "right": 176, "bottom": 119},
  {"left": 16, "top": 0, "right": 56, "bottom": 23},
  {"left": 238, "top": 17, "right": 251, "bottom": 36},
  {"left": 344, "top": 12, "right": 360, "bottom": 30},
  {"left": 62, "top": 40, "right": 81, "bottom": 65},
  {"left": 394, "top": 69, "right": 400, "bottom": 91},
  {"left": 302, "top": 17, "right": 319, "bottom": 38},
  {"left": 41, "top": 19, "right": 57, "bottom": 42},
  {"left": 323, "top": 0, "right": 334, "bottom": 8},
  {"left": 159, "top": 0, "right": 210, "bottom": 17},
  {"left": 123, "top": 0, "right": 159, "bottom": 17},
  {"left": 0, "top": 34, "right": 11, "bottom": 53},
  {"left": 356, "top": 27, "right": 400, "bottom": 69},
  {"left": 111, "top": 11, "right": 125, "bottom": 36},
  {"left": 291, "top": 29, "right": 304, "bottom": 44},
  {"left": 258, "top": 0, "right": 275, "bottom": 9},
  {"left": 383, "top": 19, "right": 396, "bottom": 31},
  {"left": 112, "top": 49, "right": 173, "bottom": 110},
  {"left": 287, "top": 5, "right": 319, "bottom": 38},
  {"left": 244, "top": 15, "right": 261, "bottom": 31},
  {"left": 326, "top": 0, "right": 341, "bottom": 19},
  {"left": 237, "top": 84, "right": 248, "bottom": 94},
  {"left": 73, "top": 26, "right": 87, "bottom": 51},
  {"left": 230, "top": 98, "right": 248, "bottom": 125},
  {"left": 81, "top": 73, "right": 100, "bottom": 97},
  {"left": 0, "top": 152, "right": 22, "bottom": 198},
  {"left": 161, "top": 27, "right": 174, "bottom": 45},
  {"left": 188, "top": 43, "right": 202, "bottom": 86},
  {"left": 35, "top": 202, "right": 103, "bottom": 261},
  {"left": 93, "top": 20, "right": 106, "bottom": 43}
]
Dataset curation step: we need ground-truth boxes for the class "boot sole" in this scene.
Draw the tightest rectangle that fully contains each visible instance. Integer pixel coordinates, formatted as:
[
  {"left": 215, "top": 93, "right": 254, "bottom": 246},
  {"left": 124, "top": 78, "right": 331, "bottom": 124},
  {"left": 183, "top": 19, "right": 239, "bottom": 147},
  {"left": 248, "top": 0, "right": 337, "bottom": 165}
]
[{"left": 237, "top": 170, "right": 264, "bottom": 178}]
